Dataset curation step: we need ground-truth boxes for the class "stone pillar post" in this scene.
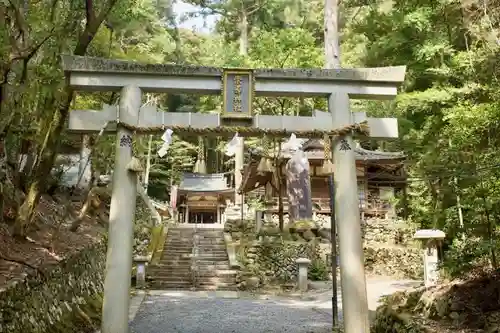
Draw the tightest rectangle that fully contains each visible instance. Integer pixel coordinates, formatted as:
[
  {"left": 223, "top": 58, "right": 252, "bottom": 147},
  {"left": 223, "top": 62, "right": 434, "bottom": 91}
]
[
  {"left": 296, "top": 258, "right": 311, "bottom": 292},
  {"left": 134, "top": 256, "right": 149, "bottom": 289},
  {"left": 413, "top": 229, "right": 445, "bottom": 287},
  {"left": 101, "top": 85, "right": 141, "bottom": 333},
  {"left": 329, "top": 92, "right": 369, "bottom": 331},
  {"left": 234, "top": 137, "right": 244, "bottom": 205}
]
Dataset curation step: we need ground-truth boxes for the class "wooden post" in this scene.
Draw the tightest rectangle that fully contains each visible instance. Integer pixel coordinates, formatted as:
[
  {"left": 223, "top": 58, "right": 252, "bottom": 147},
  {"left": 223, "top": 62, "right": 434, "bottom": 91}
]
[
  {"left": 101, "top": 85, "right": 141, "bottom": 333},
  {"left": 184, "top": 205, "right": 189, "bottom": 223}
]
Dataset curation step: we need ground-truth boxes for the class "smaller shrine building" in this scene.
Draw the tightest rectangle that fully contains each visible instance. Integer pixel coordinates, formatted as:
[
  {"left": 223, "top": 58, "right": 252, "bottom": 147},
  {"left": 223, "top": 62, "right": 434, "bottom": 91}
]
[
  {"left": 239, "top": 139, "right": 406, "bottom": 220},
  {"left": 174, "top": 173, "right": 234, "bottom": 224}
]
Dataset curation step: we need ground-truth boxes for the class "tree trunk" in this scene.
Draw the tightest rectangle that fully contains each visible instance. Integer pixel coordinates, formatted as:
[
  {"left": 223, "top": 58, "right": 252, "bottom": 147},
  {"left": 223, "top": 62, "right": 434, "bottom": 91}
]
[
  {"left": 13, "top": 1, "right": 118, "bottom": 237},
  {"left": 239, "top": 10, "right": 249, "bottom": 56}
]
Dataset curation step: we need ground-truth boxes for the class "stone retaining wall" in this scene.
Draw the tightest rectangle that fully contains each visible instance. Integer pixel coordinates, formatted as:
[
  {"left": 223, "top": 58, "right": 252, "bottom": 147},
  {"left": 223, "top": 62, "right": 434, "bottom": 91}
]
[
  {"left": 236, "top": 241, "right": 321, "bottom": 289},
  {"left": 0, "top": 243, "right": 106, "bottom": 333},
  {"left": 228, "top": 216, "right": 423, "bottom": 281}
]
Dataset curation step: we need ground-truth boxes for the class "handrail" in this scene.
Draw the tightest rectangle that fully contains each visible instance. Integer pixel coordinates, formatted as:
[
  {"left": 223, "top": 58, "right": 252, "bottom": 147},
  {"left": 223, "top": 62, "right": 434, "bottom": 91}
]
[{"left": 191, "top": 222, "right": 199, "bottom": 290}]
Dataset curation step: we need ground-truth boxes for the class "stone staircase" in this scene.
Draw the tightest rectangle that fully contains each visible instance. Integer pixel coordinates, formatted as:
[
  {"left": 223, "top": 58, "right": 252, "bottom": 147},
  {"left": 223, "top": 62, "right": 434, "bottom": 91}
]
[
  {"left": 148, "top": 227, "right": 194, "bottom": 290},
  {"left": 194, "top": 228, "right": 238, "bottom": 291},
  {"left": 148, "top": 226, "right": 237, "bottom": 291}
]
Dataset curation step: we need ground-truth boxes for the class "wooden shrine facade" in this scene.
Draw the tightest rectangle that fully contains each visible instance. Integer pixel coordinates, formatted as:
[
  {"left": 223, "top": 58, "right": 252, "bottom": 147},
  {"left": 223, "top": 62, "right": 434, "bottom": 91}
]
[
  {"left": 175, "top": 172, "right": 234, "bottom": 224},
  {"left": 240, "top": 139, "right": 406, "bottom": 219}
]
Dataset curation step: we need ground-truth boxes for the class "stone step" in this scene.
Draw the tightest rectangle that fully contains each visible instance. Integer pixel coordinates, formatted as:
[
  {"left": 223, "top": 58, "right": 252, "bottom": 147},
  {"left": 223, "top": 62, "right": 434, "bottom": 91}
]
[
  {"left": 156, "top": 264, "right": 191, "bottom": 269},
  {"left": 164, "top": 250, "right": 194, "bottom": 255},
  {"left": 163, "top": 250, "right": 193, "bottom": 254},
  {"left": 158, "top": 256, "right": 192, "bottom": 260},
  {"left": 196, "top": 233, "right": 224, "bottom": 237},
  {"left": 154, "top": 265, "right": 191, "bottom": 271},
  {"left": 194, "top": 255, "right": 228, "bottom": 260},
  {"left": 150, "top": 274, "right": 191, "bottom": 280},
  {"left": 164, "top": 246, "right": 193, "bottom": 250},
  {"left": 195, "top": 281, "right": 236, "bottom": 288},
  {"left": 164, "top": 247, "right": 192, "bottom": 250},
  {"left": 149, "top": 273, "right": 192, "bottom": 279},
  {"left": 194, "top": 232, "right": 224, "bottom": 237},
  {"left": 163, "top": 255, "right": 193, "bottom": 259},
  {"left": 151, "top": 272, "right": 191, "bottom": 277},
  {"left": 150, "top": 274, "right": 192, "bottom": 280},
  {"left": 152, "top": 272, "right": 192, "bottom": 278},
  {"left": 150, "top": 282, "right": 193, "bottom": 289},
  {"left": 159, "top": 256, "right": 192, "bottom": 260},
  {"left": 192, "top": 250, "right": 227, "bottom": 254},
  {"left": 151, "top": 264, "right": 191, "bottom": 270},
  {"left": 195, "top": 279, "right": 237, "bottom": 285},
  {"left": 152, "top": 270, "right": 192, "bottom": 276},
  {"left": 196, "top": 259, "right": 229, "bottom": 264},
  {"left": 149, "top": 270, "right": 191, "bottom": 276},
  {"left": 195, "top": 286, "right": 238, "bottom": 291},
  {"left": 161, "top": 253, "right": 192, "bottom": 258},
  {"left": 166, "top": 236, "right": 194, "bottom": 240},
  {"left": 196, "top": 258, "right": 229, "bottom": 262},
  {"left": 196, "top": 241, "right": 225, "bottom": 245},
  {"left": 196, "top": 261, "right": 230, "bottom": 266},
  {"left": 196, "top": 249, "right": 226, "bottom": 252},
  {"left": 196, "top": 279, "right": 237, "bottom": 286},
  {"left": 197, "top": 264, "right": 236, "bottom": 272},
  {"left": 164, "top": 241, "right": 193, "bottom": 245},
  {"left": 195, "top": 269, "right": 238, "bottom": 278}
]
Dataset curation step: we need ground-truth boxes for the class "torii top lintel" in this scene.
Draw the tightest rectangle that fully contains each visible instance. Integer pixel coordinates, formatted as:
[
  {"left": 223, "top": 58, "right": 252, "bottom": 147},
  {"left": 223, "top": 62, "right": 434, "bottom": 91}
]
[{"left": 61, "top": 55, "right": 406, "bottom": 100}]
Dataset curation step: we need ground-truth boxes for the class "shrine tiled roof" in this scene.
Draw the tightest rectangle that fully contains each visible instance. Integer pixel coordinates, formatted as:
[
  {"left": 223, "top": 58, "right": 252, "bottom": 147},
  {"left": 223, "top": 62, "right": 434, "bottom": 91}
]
[{"left": 178, "top": 172, "right": 233, "bottom": 193}]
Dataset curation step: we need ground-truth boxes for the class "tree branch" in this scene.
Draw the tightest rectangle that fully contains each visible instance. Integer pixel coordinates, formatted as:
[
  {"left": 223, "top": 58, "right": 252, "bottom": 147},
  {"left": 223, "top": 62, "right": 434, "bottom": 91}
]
[
  {"left": 85, "top": 0, "right": 95, "bottom": 27},
  {"left": 7, "top": 0, "right": 29, "bottom": 39},
  {"left": 74, "top": 0, "right": 118, "bottom": 56},
  {"left": 12, "top": 29, "right": 54, "bottom": 62},
  {"left": 0, "top": 254, "right": 46, "bottom": 277}
]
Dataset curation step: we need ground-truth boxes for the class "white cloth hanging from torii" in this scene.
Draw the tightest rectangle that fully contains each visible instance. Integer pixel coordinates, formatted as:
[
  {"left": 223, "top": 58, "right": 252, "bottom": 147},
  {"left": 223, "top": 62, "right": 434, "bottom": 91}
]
[
  {"left": 158, "top": 129, "right": 173, "bottom": 157},
  {"left": 224, "top": 133, "right": 240, "bottom": 157},
  {"left": 281, "top": 133, "right": 302, "bottom": 152}
]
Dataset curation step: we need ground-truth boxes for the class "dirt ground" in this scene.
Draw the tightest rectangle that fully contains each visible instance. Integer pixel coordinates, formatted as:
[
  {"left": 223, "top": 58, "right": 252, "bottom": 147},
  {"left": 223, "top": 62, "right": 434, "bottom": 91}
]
[{"left": 0, "top": 193, "right": 105, "bottom": 288}]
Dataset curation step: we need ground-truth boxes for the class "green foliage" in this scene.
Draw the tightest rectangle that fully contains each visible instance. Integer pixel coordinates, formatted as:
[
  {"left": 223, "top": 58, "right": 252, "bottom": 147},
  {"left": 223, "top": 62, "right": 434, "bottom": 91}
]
[
  {"left": 441, "top": 236, "right": 500, "bottom": 278},
  {"left": 2, "top": 0, "right": 499, "bottom": 281},
  {"left": 308, "top": 258, "right": 329, "bottom": 281},
  {"left": 342, "top": 0, "right": 500, "bottom": 275}
]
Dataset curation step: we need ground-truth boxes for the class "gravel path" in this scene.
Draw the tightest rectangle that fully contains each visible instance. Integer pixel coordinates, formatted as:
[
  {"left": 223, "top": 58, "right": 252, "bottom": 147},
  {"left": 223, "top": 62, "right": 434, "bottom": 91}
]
[{"left": 129, "top": 278, "right": 421, "bottom": 333}]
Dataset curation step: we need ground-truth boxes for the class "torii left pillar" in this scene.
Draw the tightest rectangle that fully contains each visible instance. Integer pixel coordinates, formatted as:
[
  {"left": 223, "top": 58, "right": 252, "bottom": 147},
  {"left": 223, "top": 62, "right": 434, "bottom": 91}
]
[{"left": 101, "top": 85, "right": 141, "bottom": 333}]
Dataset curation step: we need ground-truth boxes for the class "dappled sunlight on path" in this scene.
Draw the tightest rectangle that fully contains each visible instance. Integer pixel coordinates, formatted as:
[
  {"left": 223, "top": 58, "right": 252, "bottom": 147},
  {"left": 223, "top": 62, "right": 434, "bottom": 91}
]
[{"left": 129, "top": 277, "right": 421, "bottom": 333}]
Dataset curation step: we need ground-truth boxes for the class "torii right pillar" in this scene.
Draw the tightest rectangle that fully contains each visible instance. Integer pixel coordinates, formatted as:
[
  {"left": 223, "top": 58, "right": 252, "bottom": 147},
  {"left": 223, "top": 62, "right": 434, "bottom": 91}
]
[{"left": 330, "top": 92, "right": 370, "bottom": 331}]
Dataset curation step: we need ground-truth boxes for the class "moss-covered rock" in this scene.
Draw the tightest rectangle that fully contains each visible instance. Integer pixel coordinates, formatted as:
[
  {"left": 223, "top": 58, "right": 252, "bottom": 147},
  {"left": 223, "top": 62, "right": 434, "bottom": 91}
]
[
  {"left": 364, "top": 246, "right": 423, "bottom": 279},
  {"left": 236, "top": 240, "right": 322, "bottom": 288},
  {"left": 0, "top": 243, "right": 106, "bottom": 333}
]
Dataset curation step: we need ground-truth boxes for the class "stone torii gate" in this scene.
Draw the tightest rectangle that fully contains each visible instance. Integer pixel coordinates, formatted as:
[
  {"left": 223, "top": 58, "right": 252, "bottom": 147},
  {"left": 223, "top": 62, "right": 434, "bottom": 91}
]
[{"left": 62, "top": 55, "right": 405, "bottom": 333}]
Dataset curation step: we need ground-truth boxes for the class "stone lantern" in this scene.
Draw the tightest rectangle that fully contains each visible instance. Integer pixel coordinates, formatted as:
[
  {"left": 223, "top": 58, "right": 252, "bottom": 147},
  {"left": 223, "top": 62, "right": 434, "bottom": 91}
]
[
  {"left": 413, "top": 229, "right": 445, "bottom": 287},
  {"left": 134, "top": 255, "right": 150, "bottom": 289}
]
